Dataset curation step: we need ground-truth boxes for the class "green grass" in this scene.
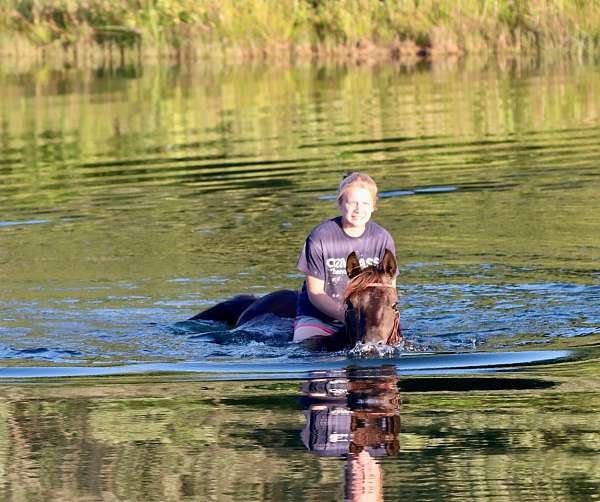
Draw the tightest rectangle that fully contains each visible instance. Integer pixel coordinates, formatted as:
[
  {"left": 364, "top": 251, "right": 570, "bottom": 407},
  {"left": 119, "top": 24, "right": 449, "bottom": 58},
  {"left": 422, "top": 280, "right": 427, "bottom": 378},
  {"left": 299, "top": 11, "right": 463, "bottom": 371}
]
[{"left": 1, "top": 0, "right": 600, "bottom": 63}]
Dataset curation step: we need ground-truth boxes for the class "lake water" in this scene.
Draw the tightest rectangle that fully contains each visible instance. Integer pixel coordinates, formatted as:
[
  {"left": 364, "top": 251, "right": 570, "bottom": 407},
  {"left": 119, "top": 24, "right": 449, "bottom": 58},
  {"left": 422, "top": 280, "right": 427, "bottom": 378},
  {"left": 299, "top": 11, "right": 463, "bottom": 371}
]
[{"left": 1, "top": 59, "right": 599, "bottom": 500}]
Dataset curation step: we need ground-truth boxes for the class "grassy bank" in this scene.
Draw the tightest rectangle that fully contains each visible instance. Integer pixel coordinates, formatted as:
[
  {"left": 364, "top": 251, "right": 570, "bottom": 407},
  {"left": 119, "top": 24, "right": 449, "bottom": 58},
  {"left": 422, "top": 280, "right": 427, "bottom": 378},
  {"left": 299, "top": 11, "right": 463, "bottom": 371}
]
[{"left": 1, "top": 0, "right": 600, "bottom": 64}]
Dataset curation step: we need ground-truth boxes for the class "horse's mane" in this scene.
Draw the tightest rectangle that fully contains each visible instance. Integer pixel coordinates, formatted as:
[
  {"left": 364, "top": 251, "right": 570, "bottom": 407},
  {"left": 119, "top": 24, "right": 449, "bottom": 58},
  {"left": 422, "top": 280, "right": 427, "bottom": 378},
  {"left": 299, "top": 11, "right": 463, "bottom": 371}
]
[{"left": 343, "top": 267, "right": 389, "bottom": 302}]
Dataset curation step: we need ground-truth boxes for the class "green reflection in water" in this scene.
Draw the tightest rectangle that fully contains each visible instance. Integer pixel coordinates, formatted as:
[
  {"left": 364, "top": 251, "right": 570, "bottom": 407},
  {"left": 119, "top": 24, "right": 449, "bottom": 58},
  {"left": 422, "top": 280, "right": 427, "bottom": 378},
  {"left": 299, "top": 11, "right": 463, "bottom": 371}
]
[
  {"left": 1, "top": 62, "right": 600, "bottom": 293},
  {"left": 0, "top": 365, "right": 598, "bottom": 501}
]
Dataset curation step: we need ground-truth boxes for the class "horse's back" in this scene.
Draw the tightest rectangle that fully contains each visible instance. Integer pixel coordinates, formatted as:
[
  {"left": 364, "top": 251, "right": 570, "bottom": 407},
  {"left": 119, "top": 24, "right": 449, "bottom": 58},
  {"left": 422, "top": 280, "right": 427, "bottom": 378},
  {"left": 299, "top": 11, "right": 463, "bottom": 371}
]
[
  {"left": 189, "top": 294, "right": 257, "bottom": 326},
  {"left": 236, "top": 289, "right": 298, "bottom": 327}
]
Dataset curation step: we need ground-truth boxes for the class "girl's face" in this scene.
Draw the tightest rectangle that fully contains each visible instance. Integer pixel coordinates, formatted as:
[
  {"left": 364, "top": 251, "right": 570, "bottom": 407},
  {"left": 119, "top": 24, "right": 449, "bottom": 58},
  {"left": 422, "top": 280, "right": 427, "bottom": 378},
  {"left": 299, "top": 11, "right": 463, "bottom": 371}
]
[{"left": 339, "top": 186, "right": 375, "bottom": 229}]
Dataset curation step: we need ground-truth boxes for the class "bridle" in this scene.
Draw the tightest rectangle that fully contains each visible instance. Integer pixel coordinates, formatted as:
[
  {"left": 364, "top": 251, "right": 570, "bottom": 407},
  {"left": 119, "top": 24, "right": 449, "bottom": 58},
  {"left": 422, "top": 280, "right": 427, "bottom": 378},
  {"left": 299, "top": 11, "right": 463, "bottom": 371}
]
[
  {"left": 363, "top": 283, "right": 396, "bottom": 290},
  {"left": 345, "top": 282, "right": 401, "bottom": 346}
]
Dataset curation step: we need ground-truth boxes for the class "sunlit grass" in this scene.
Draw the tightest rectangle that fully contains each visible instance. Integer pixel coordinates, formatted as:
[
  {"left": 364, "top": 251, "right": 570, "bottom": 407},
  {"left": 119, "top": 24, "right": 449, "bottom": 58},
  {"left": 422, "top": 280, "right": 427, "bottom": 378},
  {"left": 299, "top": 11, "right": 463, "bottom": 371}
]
[{"left": 1, "top": 0, "right": 600, "bottom": 63}]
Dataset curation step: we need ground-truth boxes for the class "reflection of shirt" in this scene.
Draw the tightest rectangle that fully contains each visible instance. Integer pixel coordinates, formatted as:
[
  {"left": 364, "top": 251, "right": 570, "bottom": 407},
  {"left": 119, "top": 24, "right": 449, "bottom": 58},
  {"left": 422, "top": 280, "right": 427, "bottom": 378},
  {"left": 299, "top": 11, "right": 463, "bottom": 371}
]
[
  {"left": 296, "top": 217, "right": 396, "bottom": 322},
  {"left": 301, "top": 406, "right": 398, "bottom": 457},
  {"left": 302, "top": 407, "right": 352, "bottom": 457}
]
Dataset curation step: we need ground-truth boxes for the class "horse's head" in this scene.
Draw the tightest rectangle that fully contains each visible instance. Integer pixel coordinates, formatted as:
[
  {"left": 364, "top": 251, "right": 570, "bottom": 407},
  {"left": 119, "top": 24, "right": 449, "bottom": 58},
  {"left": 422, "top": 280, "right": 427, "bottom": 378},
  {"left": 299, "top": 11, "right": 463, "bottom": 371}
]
[{"left": 344, "top": 249, "right": 401, "bottom": 347}]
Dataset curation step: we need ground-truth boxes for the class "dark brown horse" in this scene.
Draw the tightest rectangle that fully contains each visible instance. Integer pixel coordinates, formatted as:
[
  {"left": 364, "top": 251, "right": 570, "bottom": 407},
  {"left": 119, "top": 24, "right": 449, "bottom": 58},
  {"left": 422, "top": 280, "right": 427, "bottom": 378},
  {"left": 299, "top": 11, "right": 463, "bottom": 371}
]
[{"left": 189, "top": 249, "right": 402, "bottom": 351}]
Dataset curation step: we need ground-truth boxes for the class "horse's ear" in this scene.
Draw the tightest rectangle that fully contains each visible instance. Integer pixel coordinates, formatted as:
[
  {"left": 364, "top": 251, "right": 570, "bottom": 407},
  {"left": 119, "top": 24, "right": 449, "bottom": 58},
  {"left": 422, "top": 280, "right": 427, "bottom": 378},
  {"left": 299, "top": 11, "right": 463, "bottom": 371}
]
[
  {"left": 346, "top": 252, "right": 361, "bottom": 279},
  {"left": 382, "top": 249, "right": 397, "bottom": 278}
]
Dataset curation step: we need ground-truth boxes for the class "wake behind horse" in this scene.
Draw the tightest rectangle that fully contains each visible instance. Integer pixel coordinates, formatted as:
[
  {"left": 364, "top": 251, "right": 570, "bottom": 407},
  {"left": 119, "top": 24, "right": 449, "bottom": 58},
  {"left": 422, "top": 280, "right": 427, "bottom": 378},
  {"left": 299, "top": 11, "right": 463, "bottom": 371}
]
[{"left": 189, "top": 249, "right": 402, "bottom": 351}]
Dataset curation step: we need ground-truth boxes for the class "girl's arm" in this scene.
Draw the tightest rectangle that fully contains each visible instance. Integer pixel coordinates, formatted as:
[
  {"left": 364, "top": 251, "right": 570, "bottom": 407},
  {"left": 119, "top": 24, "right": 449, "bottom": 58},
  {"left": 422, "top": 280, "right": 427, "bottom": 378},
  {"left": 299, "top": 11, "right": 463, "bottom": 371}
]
[{"left": 306, "top": 275, "right": 346, "bottom": 323}]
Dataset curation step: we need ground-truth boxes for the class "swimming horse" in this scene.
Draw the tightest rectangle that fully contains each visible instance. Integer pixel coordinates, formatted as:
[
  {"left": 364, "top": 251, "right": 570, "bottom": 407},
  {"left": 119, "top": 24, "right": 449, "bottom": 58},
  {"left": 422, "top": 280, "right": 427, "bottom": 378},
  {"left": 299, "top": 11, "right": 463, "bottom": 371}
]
[{"left": 189, "top": 250, "right": 401, "bottom": 351}]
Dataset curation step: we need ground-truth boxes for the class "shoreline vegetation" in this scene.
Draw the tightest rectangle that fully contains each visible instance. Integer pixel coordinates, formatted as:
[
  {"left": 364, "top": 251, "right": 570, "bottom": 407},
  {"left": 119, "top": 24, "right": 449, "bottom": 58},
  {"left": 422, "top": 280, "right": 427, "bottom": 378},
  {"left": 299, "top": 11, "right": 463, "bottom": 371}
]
[{"left": 1, "top": 0, "right": 600, "bottom": 67}]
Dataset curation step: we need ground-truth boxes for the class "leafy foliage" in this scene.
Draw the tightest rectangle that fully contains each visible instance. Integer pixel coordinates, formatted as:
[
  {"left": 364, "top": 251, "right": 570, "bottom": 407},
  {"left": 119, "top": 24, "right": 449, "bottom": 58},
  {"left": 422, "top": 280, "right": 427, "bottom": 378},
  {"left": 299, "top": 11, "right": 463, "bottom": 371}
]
[{"left": 1, "top": 0, "right": 600, "bottom": 59}]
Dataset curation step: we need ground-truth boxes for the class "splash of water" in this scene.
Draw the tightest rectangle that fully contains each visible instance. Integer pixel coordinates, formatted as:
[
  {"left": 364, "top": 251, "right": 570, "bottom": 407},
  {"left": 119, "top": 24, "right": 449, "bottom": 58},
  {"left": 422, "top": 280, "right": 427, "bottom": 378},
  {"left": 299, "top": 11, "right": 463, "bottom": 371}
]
[{"left": 347, "top": 338, "right": 426, "bottom": 359}]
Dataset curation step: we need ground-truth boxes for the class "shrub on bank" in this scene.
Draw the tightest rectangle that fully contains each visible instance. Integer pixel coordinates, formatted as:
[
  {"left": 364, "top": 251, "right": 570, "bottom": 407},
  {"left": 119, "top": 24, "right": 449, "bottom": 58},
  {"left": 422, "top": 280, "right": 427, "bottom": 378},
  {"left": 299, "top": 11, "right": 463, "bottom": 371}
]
[{"left": 1, "top": 0, "right": 599, "bottom": 62}]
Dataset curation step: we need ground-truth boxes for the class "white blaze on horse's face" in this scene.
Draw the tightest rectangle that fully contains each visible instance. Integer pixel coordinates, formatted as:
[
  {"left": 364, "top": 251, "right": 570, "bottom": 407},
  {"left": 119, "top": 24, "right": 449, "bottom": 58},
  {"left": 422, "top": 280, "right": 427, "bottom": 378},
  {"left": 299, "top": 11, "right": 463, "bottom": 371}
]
[{"left": 339, "top": 187, "right": 375, "bottom": 231}]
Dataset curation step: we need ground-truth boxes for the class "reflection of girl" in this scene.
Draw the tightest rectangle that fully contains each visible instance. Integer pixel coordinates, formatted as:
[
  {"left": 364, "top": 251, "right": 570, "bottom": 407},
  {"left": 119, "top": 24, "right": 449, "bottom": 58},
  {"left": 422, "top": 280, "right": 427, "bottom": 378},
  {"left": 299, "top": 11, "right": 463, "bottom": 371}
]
[
  {"left": 301, "top": 370, "right": 399, "bottom": 501},
  {"left": 293, "top": 173, "right": 397, "bottom": 343},
  {"left": 345, "top": 450, "right": 383, "bottom": 502}
]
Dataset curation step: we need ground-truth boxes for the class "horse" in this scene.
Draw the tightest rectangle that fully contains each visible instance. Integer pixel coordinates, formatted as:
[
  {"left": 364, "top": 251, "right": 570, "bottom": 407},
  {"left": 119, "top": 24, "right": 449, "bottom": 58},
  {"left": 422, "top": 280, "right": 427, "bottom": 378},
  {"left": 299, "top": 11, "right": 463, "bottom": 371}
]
[{"left": 188, "top": 249, "right": 402, "bottom": 351}]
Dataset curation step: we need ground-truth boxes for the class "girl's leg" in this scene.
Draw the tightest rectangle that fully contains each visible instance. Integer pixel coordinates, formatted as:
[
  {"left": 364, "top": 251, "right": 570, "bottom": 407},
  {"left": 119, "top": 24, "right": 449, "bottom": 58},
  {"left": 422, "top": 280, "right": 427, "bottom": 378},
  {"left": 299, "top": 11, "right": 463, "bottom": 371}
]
[{"left": 293, "top": 316, "right": 343, "bottom": 342}]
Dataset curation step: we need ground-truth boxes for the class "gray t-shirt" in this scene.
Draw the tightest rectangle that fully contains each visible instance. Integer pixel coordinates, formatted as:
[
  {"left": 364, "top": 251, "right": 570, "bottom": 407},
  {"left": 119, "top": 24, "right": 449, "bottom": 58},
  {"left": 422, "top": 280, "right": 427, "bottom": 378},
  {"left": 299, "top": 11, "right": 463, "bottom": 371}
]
[{"left": 296, "top": 216, "right": 396, "bottom": 322}]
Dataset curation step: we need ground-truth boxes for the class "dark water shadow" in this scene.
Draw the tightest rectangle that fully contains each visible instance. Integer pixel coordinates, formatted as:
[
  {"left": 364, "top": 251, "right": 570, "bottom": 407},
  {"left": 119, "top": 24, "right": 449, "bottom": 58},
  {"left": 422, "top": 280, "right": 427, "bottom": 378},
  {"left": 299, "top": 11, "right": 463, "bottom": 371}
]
[
  {"left": 397, "top": 376, "right": 556, "bottom": 392},
  {"left": 219, "top": 376, "right": 556, "bottom": 411}
]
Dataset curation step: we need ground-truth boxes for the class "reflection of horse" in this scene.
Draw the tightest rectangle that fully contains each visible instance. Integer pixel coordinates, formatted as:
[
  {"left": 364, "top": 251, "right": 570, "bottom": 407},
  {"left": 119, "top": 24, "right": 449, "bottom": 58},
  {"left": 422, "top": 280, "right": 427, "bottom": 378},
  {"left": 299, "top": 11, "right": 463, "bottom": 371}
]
[
  {"left": 301, "top": 366, "right": 401, "bottom": 500},
  {"left": 189, "top": 249, "right": 402, "bottom": 351},
  {"left": 301, "top": 366, "right": 401, "bottom": 457}
]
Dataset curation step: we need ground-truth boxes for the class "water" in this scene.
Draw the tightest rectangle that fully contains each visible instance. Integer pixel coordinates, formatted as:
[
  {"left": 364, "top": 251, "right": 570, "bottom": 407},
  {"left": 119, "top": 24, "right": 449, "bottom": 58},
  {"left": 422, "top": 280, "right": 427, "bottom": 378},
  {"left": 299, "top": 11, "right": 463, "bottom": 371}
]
[
  {"left": 1, "top": 60, "right": 599, "bottom": 500},
  {"left": 0, "top": 368, "right": 598, "bottom": 501}
]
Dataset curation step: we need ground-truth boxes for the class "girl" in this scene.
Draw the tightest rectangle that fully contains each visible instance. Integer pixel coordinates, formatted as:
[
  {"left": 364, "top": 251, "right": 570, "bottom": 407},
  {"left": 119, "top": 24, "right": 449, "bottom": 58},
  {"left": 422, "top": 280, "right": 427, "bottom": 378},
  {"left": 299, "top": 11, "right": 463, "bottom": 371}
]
[{"left": 294, "top": 172, "right": 397, "bottom": 343}]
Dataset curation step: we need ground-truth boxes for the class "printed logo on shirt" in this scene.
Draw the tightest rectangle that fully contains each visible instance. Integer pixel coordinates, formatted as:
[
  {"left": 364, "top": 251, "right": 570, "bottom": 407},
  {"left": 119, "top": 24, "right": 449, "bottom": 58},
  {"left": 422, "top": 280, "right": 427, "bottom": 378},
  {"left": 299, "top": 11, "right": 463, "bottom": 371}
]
[{"left": 326, "top": 256, "right": 380, "bottom": 275}]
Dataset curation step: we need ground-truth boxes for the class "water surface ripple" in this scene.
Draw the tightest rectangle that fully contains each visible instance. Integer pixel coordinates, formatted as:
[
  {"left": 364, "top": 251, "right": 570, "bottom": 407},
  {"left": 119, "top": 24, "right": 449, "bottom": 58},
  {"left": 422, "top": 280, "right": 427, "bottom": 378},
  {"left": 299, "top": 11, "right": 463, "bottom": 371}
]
[{"left": 1, "top": 63, "right": 600, "bottom": 376}]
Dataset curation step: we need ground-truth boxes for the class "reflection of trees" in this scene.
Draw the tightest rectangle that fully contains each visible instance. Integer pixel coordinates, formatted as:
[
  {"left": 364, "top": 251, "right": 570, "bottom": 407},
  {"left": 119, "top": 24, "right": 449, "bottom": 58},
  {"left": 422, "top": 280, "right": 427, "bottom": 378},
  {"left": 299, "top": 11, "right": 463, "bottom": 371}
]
[
  {"left": 382, "top": 388, "right": 600, "bottom": 500},
  {"left": 2, "top": 63, "right": 600, "bottom": 289},
  {"left": 0, "top": 382, "right": 321, "bottom": 500},
  {"left": 0, "top": 380, "right": 598, "bottom": 500}
]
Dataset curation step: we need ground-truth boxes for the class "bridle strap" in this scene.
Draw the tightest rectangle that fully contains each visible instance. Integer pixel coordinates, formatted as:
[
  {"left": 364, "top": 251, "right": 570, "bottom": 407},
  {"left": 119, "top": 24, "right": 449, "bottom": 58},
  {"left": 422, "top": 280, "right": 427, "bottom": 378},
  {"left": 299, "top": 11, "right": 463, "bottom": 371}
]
[
  {"left": 387, "top": 310, "right": 401, "bottom": 345},
  {"left": 363, "top": 283, "right": 396, "bottom": 289}
]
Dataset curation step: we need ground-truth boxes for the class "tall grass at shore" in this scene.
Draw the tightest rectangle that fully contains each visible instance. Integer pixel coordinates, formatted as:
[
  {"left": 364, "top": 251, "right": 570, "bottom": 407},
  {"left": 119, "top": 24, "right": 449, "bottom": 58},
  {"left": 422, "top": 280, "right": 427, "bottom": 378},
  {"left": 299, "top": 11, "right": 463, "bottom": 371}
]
[{"left": 1, "top": 0, "right": 600, "bottom": 64}]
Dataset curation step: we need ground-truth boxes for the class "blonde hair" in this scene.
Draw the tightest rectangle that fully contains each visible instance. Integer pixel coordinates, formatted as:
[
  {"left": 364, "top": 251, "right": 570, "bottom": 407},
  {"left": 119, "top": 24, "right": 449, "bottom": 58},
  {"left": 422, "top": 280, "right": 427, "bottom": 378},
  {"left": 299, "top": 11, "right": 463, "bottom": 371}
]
[{"left": 336, "top": 172, "right": 378, "bottom": 205}]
